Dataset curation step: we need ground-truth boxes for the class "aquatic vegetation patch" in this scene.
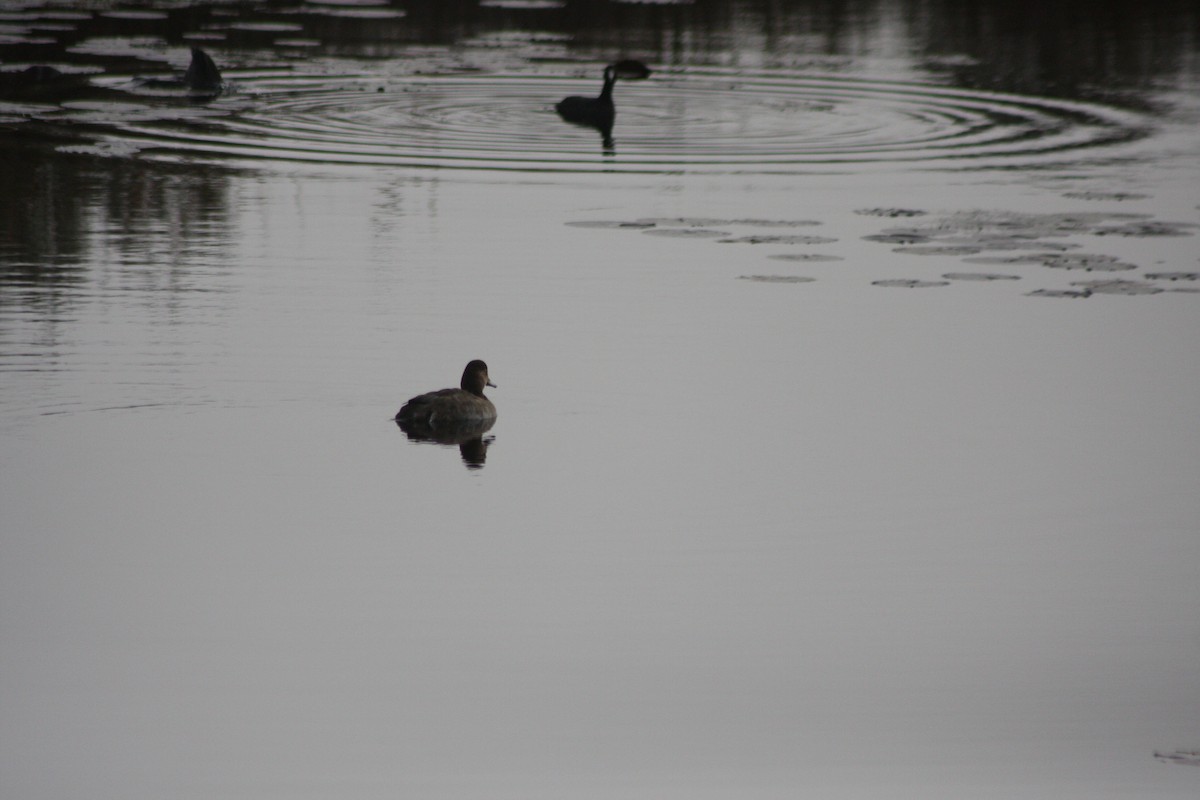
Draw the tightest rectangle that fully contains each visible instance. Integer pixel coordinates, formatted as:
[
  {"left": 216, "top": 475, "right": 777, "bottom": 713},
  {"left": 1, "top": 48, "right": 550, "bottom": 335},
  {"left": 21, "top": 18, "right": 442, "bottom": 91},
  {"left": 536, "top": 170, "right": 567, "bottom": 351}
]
[
  {"left": 1093, "top": 221, "right": 1197, "bottom": 237},
  {"left": 1062, "top": 191, "right": 1149, "bottom": 201},
  {"left": 1154, "top": 750, "right": 1200, "bottom": 766},
  {"left": 892, "top": 245, "right": 982, "bottom": 256},
  {"left": 961, "top": 254, "right": 1060, "bottom": 266},
  {"left": 738, "top": 275, "right": 817, "bottom": 283},
  {"left": 565, "top": 220, "right": 655, "bottom": 229},
  {"left": 573, "top": 206, "right": 1187, "bottom": 300},
  {"left": 874, "top": 210, "right": 1151, "bottom": 245},
  {"left": 718, "top": 234, "right": 837, "bottom": 245},
  {"left": 1145, "top": 272, "right": 1200, "bottom": 281},
  {"left": 1070, "top": 279, "right": 1162, "bottom": 295},
  {"left": 943, "top": 237, "right": 1078, "bottom": 252},
  {"left": 942, "top": 272, "right": 1021, "bottom": 281},
  {"left": 1039, "top": 253, "right": 1137, "bottom": 271},
  {"left": 1027, "top": 289, "right": 1093, "bottom": 298},
  {"left": 855, "top": 208, "right": 927, "bottom": 218},
  {"left": 642, "top": 227, "right": 729, "bottom": 238},
  {"left": 634, "top": 217, "right": 732, "bottom": 228},
  {"left": 872, "top": 279, "right": 950, "bottom": 288},
  {"left": 635, "top": 217, "right": 822, "bottom": 228},
  {"left": 768, "top": 253, "right": 844, "bottom": 262},
  {"left": 727, "top": 219, "right": 823, "bottom": 227},
  {"left": 863, "top": 231, "right": 931, "bottom": 245}
]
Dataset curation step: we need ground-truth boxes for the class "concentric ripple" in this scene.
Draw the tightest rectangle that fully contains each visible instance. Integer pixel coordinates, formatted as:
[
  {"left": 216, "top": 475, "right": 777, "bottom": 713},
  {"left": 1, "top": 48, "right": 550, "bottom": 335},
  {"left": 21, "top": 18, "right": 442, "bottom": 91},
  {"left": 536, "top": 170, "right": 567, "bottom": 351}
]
[{"left": 61, "top": 67, "right": 1154, "bottom": 173}]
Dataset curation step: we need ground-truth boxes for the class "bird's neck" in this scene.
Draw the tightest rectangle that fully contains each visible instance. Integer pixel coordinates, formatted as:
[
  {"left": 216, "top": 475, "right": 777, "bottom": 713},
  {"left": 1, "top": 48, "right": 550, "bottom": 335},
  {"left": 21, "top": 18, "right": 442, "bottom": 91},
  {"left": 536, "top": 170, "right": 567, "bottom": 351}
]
[{"left": 600, "top": 68, "right": 616, "bottom": 100}]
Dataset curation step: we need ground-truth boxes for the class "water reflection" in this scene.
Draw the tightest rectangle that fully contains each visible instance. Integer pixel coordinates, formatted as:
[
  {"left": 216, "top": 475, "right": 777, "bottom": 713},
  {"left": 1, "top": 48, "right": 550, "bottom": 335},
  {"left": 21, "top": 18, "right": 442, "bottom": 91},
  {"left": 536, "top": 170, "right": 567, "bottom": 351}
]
[
  {"left": 1, "top": 2, "right": 1195, "bottom": 98},
  {"left": 0, "top": 153, "right": 233, "bottom": 321},
  {"left": 394, "top": 418, "right": 497, "bottom": 470},
  {"left": 0, "top": 1, "right": 1194, "bottom": 173}
]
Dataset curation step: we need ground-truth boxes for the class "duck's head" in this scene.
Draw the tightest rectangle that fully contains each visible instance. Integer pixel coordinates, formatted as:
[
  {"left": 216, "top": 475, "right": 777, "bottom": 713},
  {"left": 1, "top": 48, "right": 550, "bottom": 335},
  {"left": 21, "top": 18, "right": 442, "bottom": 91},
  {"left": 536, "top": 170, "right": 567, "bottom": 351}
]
[{"left": 461, "top": 360, "right": 496, "bottom": 396}]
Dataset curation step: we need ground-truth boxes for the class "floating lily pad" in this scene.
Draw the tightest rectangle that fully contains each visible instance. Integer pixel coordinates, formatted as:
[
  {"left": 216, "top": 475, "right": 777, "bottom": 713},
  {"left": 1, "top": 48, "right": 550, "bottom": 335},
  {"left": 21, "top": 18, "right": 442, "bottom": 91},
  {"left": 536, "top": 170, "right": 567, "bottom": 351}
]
[
  {"left": 1027, "top": 289, "right": 1092, "bottom": 298},
  {"left": 864, "top": 232, "right": 931, "bottom": 245},
  {"left": 642, "top": 227, "right": 729, "bottom": 238},
  {"left": 961, "top": 255, "right": 1051, "bottom": 266},
  {"left": 728, "top": 219, "right": 823, "bottom": 227},
  {"left": 872, "top": 279, "right": 950, "bottom": 288},
  {"left": 718, "top": 234, "right": 838, "bottom": 245},
  {"left": 893, "top": 245, "right": 982, "bottom": 256},
  {"left": 855, "top": 208, "right": 927, "bottom": 218},
  {"left": 565, "top": 220, "right": 655, "bottom": 229},
  {"left": 738, "top": 275, "right": 817, "bottom": 283},
  {"left": 1039, "top": 253, "right": 1136, "bottom": 271},
  {"left": 1063, "top": 191, "right": 1149, "bottom": 201},
  {"left": 635, "top": 217, "right": 731, "bottom": 228},
  {"left": 1093, "top": 221, "right": 1197, "bottom": 237},
  {"left": 877, "top": 210, "right": 1152, "bottom": 245},
  {"left": 1155, "top": 750, "right": 1200, "bottom": 766},
  {"left": 1144, "top": 272, "right": 1199, "bottom": 281},
  {"left": 768, "top": 253, "right": 844, "bottom": 262},
  {"left": 943, "top": 272, "right": 1021, "bottom": 281},
  {"left": 946, "top": 237, "right": 1078, "bottom": 252},
  {"left": 1070, "top": 279, "right": 1162, "bottom": 295}
]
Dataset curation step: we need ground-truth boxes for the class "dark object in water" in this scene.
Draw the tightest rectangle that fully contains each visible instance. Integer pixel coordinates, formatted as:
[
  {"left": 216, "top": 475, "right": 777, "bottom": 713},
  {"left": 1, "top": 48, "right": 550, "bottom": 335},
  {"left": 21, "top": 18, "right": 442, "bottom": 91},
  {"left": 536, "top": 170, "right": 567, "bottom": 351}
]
[
  {"left": 0, "top": 65, "right": 79, "bottom": 99},
  {"left": 395, "top": 360, "right": 497, "bottom": 428},
  {"left": 1154, "top": 749, "right": 1200, "bottom": 767},
  {"left": 183, "top": 48, "right": 223, "bottom": 95},
  {"left": 138, "top": 47, "right": 224, "bottom": 97},
  {"left": 394, "top": 416, "right": 496, "bottom": 469},
  {"left": 20, "top": 65, "right": 63, "bottom": 82},
  {"left": 556, "top": 60, "right": 650, "bottom": 148}
]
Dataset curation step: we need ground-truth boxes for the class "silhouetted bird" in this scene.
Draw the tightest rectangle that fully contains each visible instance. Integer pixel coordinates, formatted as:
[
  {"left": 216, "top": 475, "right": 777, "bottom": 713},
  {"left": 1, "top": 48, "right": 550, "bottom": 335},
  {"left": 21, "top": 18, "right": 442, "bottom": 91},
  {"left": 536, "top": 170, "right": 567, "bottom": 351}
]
[
  {"left": 556, "top": 60, "right": 651, "bottom": 146},
  {"left": 395, "top": 360, "right": 497, "bottom": 428},
  {"left": 137, "top": 47, "right": 224, "bottom": 96},
  {"left": 183, "top": 48, "right": 223, "bottom": 95}
]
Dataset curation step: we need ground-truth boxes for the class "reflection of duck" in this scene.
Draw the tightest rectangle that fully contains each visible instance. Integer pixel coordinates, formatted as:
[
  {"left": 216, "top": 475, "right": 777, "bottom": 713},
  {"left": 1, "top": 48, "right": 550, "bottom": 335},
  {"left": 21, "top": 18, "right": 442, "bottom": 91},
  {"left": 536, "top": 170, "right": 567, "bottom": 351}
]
[
  {"left": 556, "top": 60, "right": 651, "bottom": 147},
  {"left": 395, "top": 360, "right": 497, "bottom": 427},
  {"left": 395, "top": 416, "right": 496, "bottom": 469}
]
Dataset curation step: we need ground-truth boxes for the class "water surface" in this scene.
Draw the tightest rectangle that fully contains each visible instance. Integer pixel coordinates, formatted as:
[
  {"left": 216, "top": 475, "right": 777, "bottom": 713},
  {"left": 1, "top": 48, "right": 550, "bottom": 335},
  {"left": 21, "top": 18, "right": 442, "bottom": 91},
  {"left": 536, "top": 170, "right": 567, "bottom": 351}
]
[{"left": 2, "top": 2, "right": 1199, "bottom": 799}]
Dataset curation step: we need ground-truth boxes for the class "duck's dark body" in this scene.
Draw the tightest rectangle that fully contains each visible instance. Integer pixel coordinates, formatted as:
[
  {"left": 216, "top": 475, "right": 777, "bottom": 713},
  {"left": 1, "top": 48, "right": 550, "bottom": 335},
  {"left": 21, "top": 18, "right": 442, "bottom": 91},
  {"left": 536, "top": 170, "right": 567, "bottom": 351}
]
[
  {"left": 138, "top": 48, "right": 223, "bottom": 96},
  {"left": 395, "top": 360, "right": 497, "bottom": 428},
  {"left": 555, "top": 60, "right": 650, "bottom": 146},
  {"left": 555, "top": 67, "right": 617, "bottom": 138},
  {"left": 183, "top": 48, "right": 223, "bottom": 94}
]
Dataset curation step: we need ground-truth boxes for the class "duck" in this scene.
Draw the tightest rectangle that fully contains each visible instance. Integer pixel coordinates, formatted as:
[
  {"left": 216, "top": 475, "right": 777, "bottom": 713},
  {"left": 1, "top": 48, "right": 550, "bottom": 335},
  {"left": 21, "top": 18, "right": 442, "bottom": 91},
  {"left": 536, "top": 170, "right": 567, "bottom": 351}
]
[
  {"left": 555, "top": 60, "right": 651, "bottom": 145},
  {"left": 135, "top": 48, "right": 224, "bottom": 97},
  {"left": 183, "top": 48, "right": 223, "bottom": 95},
  {"left": 395, "top": 360, "right": 497, "bottom": 427}
]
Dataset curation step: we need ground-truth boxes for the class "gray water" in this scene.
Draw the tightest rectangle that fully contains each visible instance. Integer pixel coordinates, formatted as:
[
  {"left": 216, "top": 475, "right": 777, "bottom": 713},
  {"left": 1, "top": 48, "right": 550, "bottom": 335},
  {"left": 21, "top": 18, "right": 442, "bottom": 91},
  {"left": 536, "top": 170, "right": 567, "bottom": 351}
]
[{"left": 2, "top": 2, "right": 1199, "bottom": 798}]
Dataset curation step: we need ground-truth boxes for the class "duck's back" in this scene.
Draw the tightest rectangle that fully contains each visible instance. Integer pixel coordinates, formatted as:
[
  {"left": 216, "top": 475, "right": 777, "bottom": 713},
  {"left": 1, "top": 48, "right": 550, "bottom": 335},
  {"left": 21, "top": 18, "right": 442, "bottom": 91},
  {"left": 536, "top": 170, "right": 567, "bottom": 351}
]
[{"left": 396, "top": 388, "right": 495, "bottom": 425}]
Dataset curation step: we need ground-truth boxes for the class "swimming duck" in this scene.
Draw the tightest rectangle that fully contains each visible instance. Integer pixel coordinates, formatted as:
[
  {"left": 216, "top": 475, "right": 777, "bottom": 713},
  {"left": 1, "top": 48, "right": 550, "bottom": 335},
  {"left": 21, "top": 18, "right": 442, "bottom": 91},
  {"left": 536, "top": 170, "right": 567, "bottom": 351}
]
[
  {"left": 136, "top": 47, "right": 224, "bottom": 96},
  {"left": 395, "top": 360, "right": 497, "bottom": 427},
  {"left": 555, "top": 60, "right": 651, "bottom": 145},
  {"left": 183, "top": 48, "right": 223, "bottom": 95}
]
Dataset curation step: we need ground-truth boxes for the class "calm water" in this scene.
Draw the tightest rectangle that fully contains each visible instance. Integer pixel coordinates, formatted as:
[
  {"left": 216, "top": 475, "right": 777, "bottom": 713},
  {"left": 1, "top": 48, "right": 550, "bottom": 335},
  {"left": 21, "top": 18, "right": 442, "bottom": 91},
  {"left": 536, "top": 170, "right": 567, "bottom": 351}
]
[{"left": 3, "top": 2, "right": 1200, "bottom": 798}]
